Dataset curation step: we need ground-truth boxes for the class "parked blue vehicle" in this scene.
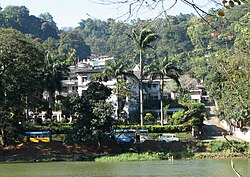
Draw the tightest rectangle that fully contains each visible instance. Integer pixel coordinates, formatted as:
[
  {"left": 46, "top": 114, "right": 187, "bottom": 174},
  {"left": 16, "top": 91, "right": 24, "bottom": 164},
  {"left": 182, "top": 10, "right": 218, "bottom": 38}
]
[{"left": 111, "top": 129, "right": 148, "bottom": 143}]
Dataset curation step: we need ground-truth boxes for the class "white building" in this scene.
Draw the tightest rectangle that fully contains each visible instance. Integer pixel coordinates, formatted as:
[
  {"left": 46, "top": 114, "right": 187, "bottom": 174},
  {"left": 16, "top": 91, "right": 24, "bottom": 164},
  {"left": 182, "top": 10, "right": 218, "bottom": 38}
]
[
  {"left": 61, "top": 57, "right": 126, "bottom": 118},
  {"left": 61, "top": 57, "right": 172, "bottom": 119},
  {"left": 190, "top": 85, "right": 208, "bottom": 103}
]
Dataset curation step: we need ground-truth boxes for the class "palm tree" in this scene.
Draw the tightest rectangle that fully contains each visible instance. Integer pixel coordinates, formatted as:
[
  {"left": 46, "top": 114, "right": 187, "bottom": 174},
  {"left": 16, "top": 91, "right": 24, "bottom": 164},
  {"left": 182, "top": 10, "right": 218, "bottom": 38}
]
[
  {"left": 129, "top": 28, "right": 158, "bottom": 126},
  {"left": 145, "top": 57, "right": 181, "bottom": 126},
  {"left": 44, "top": 51, "right": 68, "bottom": 116},
  {"left": 104, "top": 60, "right": 130, "bottom": 120}
]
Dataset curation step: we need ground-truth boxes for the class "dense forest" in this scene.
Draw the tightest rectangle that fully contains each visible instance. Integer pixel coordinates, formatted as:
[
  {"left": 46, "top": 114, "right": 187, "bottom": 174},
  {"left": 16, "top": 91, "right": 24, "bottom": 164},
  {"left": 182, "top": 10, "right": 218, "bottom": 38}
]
[{"left": 0, "top": 3, "right": 249, "bottom": 137}]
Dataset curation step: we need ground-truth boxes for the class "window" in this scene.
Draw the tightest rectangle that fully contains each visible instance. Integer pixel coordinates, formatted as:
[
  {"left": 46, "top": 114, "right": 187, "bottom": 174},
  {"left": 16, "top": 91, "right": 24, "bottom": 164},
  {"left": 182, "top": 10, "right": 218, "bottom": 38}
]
[
  {"left": 153, "top": 96, "right": 159, "bottom": 100},
  {"left": 152, "top": 84, "right": 157, "bottom": 88},
  {"left": 82, "top": 76, "right": 87, "bottom": 82}
]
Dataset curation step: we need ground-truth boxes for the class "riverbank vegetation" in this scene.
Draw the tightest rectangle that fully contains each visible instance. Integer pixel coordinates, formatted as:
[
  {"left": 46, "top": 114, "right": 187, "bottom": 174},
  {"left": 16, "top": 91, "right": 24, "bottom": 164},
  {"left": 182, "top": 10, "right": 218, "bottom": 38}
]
[
  {"left": 0, "top": 139, "right": 248, "bottom": 162},
  {"left": 95, "top": 152, "right": 249, "bottom": 162},
  {"left": 95, "top": 152, "right": 167, "bottom": 162},
  {"left": 95, "top": 140, "right": 250, "bottom": 162}
]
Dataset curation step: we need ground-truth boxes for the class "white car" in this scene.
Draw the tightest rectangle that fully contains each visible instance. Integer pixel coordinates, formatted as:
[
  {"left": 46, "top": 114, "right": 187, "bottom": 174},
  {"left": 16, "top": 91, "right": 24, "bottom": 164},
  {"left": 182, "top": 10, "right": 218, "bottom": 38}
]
[{"left": 158, "top": 134, "right": 179, "bottom": 142}]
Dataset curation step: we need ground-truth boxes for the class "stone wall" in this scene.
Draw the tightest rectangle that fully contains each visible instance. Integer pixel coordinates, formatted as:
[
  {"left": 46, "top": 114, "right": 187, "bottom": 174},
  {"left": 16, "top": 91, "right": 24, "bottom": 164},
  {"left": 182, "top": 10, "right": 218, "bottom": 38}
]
[{"left": 220, "top": 120, "right": 250, "bottom": 142}]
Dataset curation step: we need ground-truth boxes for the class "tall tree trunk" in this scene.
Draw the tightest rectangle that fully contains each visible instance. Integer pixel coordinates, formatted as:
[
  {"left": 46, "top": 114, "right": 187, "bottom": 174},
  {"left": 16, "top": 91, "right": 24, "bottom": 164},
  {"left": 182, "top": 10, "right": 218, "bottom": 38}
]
[
  {"left": 1, "top": 87, "right": 7, "bottom": 146},
  {"left": 25, "top": 96, "right": 28, "bottom": 123},
  {"left": 140, "top": 82, "right": 143, "bottom": 127},
  {"left": 1, "top": 122, "right": 7, "bottom": 146},
  {"left": 0, "top": 127, "right": 4, "bottom": 145},
  {"left": 160, "top": 77, "right": 164, "bottom": 126},
  {"left": 139, "top": 49, "right": 144, "bottom": 127},
  {"left": 48, "top": 90, "right": 53, "bottom": 109},
  {"left": 116, "top": 78, "right": 120, "bottom": 120},
  {"left": 48, "top": 90, "right": 53, "bottom": 120},
  {"left": 97, "top": 132, "right": 102, "bottom": 150}
]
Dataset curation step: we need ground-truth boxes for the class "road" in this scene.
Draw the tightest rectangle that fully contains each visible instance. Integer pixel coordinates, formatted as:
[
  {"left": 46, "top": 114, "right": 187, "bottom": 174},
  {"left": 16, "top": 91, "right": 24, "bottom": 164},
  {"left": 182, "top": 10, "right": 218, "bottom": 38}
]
[{"left": 200, "top": 104, "right": 240, "bottom": 141}]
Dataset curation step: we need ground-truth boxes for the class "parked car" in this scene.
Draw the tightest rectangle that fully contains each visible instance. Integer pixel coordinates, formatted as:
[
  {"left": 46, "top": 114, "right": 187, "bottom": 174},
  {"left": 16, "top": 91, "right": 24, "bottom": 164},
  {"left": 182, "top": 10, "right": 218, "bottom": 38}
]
[
  {"left": 158, "top": 134, "right": 179, "bottom": 142},
  {"left": 111, "top": 129, "right": 149, "bottom": 143},
  {"left": 115, "top": 135, "right": 135, "bottom": 143}
]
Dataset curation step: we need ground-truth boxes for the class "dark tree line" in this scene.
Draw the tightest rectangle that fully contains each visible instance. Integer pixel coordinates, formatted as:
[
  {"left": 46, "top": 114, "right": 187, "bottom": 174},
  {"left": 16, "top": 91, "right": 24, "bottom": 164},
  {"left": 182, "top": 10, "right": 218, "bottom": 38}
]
[{"left": 0, "top": 6, "right": 58, "bottom": 40}]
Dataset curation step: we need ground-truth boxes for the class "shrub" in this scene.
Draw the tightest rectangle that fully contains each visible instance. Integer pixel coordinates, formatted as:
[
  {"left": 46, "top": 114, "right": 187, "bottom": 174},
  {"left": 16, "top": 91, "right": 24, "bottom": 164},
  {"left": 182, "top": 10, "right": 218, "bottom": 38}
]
[
  {"left": 186, "top": 102, "right": 205, "bottom": 112},
  {"left": 34, "top": 118, "right": 43, "bottom": 125},
  {"left": 128, "top": 110, "right": 140, "bottom": 124},
  {"left": 61, "top": 117, "right": 69, "bottom": 123},
  {"left": 172, "top": 110, "right": 185, "bottom": 125},
  {"left": 95, "top": 152, "right": 173, "bottom": 162},
  {"left": 188, "top": 117, "right": 203, "bottom": 126},
  {"left": 144, "top": 113, "right": 156, "bottom": 124},
  {"left": 208, "top": 140, "right": 249, "bottom": 153}
]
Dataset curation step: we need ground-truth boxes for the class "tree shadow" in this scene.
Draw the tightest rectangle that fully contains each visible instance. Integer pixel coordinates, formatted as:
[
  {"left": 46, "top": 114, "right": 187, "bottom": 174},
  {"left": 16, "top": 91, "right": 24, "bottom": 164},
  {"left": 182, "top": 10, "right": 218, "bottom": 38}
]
[{"left": 199, "top": 124, "right": 228, "bottom": 140}]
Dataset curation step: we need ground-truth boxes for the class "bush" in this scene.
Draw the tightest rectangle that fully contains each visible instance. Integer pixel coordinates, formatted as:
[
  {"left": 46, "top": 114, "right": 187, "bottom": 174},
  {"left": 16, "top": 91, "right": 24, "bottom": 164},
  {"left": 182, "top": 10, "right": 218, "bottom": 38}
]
[
  {"left": 34, "top": 118, "right": 43, "bottom": 125},
  {"left": 95, "top": 152, "right": 173, "bottom": 162},
  {"left": 144, "top": 113, "right": 156, "bottom": 124},
  {"left": 187, "top": 117, "right": 203, "bottom": 126},
  {"left": 208, "top": 140, "right": 249, "bottom": 153},
  {"left": 172, "top": 110, "right": 185, "bottom": 125},
  {"left": 128, "top": 110, "right": 140, "bottom": 124},
  {"left": 186, "top": 102, "right": 205, "bottom": 112},
  {"left": 61, "top": 117, "right": 69, "bottom": 123}
]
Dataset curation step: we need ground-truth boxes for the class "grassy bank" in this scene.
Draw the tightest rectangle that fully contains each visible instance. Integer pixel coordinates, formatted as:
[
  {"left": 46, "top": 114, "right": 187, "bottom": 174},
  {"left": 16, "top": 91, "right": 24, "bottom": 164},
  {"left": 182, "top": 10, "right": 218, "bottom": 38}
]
[
  {"left": 1, "top": 152, "right": 248, "bottom": 163},
  {"left": 95, "top": 152, "right": 250, "bottom": 162},
  {"left": 95, "top": 152, "right": 170, "bottom": 162},
  {"left": 95, "top": 140, "right": 250, "bottom": 162},
  {"left": 1, "top": 140, "right": 249, "bottom": 162}
]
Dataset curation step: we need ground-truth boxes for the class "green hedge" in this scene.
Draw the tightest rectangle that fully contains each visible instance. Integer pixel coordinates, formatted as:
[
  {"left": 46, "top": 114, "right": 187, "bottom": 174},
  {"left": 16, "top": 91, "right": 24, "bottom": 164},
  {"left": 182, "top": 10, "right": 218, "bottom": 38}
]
[
  {"left": 25, "top": 123, "right": 73, "bottom": 134},
  {"left": 117, "top": 124, "right": 191, "bottom": 133},
  {"left": 26, "top": 123, "right": 191, "bottom": 134}
]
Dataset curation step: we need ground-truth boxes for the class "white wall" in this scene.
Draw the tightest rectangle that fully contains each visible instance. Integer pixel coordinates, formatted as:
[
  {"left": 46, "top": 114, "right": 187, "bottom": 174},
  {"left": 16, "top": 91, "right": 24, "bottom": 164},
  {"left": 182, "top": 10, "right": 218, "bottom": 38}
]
[
  {"left": 190, "top": 95, "right": 201, "bottom": 102},
  {"left": 220, "top": 120, "right": 250, "bottom": 142}
]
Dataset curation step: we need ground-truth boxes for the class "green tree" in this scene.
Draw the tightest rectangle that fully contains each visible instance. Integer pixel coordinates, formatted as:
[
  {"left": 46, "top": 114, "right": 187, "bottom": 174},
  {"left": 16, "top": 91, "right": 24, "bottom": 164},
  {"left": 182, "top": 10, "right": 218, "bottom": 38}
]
[
  {"left": 39, "top": 12, "right": 59, "bottom": 40},
  {"left": 152, "top": 16, "right": 194, "bottom": 58},
  {"left": 0, "top": 28, "right": 45, "bottom": 145},
  {"left": 206, "top": 51, "right": 250, "bottom": 126},
  {"left": 1, "top": 6, "right": 30, "bottom": 33},
  {"left": 204, "top": 10, "right": 250, "bottom": 126},
  {"left": 43, "top": 50, "right": 69, "bottom": 116},
  {"left": 58, "top": 29, "right": 91, "bottom": 61},
  {"left": 92, "top": 100, "right": 114, "bottom": 147},
  {"left": 66, "top": 82, "right": 114, "bottom": 148},
  {"left": 145, "top": 57, "right": 181, "bottom": 126},
  {"left": 234, "top": 12, "right": 250, "bottom": 53},
  {"left": 187, "top": 16, "right": 211, "bottom": 50},
  {"left": 104, "top": 60, "right": 130, "bottom": 120},
  {"left": 85, "top": 82, "right": 112, "bottom": 101},
  {"left": 0, "top": 6, "right": 59, "bottom": 40},
  {"left": 128, "top": 27, "right": 158, "bottom": 126}
]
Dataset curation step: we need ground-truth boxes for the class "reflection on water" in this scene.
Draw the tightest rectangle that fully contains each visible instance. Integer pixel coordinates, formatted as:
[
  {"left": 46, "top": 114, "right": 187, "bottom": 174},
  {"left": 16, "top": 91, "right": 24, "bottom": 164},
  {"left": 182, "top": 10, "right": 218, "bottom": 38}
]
[{"left": 0, "top": 158, "right": 249, "bottom": 177}]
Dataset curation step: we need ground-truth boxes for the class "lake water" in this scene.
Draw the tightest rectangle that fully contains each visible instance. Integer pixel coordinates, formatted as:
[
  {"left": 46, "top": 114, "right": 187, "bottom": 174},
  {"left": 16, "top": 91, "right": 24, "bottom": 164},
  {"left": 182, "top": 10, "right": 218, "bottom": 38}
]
[{"left": 0, "top": 158, "right": 249, "bottom": 177}]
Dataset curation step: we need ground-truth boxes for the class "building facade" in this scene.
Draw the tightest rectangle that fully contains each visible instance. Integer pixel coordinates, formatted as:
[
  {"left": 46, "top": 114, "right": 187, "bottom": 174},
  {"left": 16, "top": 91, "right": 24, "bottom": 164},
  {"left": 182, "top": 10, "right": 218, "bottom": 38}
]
[{"left": 61, "top": 56, "right": 163, "bottom": 119}]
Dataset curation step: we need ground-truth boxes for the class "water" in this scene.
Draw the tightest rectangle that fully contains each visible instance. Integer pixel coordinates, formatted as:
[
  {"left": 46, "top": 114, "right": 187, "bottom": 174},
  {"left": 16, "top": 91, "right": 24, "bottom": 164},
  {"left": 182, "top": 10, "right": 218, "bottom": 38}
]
[{"left": 0, "top": 158, "right": 249, "bottom": 177}]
